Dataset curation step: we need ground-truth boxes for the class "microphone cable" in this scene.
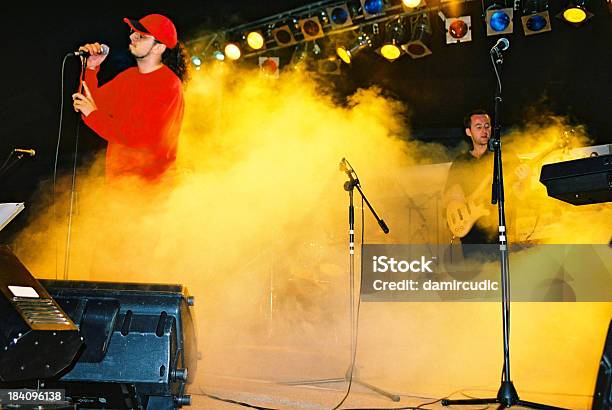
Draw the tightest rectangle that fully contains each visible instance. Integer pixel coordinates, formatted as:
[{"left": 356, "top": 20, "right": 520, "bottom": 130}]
[{"left": 54, "top": 53, "right": 86, "bottom": 280}]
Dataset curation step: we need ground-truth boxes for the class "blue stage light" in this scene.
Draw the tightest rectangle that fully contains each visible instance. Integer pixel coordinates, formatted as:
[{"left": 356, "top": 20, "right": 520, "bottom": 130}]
[
  {"left": 364, "top": 0, "right": 384, "bottom": 15},
  {"left": 331, "top": 7, "right": 349, "bottom": 25},
  {"left": 521, "top": 1, "right": 551, "bottom": 35},
  {"left": 490, "top": 10, "right": 511, "bottom": 32},
  {"left": 526, "top": 14, "right": 547, "bottom": 31}
]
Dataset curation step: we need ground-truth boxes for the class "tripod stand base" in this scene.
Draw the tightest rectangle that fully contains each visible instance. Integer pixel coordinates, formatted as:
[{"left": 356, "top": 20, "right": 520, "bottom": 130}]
[
  {"left": 280, "top": 366, "right": 401, "bottom": 402},
  {"left": 441, "top": 381, "right": 567, "bottom": 409}
]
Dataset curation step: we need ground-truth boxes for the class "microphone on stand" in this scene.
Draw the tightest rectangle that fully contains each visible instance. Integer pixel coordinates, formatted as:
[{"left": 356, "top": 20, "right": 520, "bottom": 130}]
[
  {"left": 339, "top": 158, "right": 349, "bottom": 173},
  {"left": 339, "top": 158, "right": 358, "bottom": 181},
  {"left": 490, "top": 38, "right": 509, "bottom": 64},
  {"left": 14, "top": 149, "right": 36, "bottom": 157},
  {"left": 491, "top": 37, "right": 510, "bottom": 53}
]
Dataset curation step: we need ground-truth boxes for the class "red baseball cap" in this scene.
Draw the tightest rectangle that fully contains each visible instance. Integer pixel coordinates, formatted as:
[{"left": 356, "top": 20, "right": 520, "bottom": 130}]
[{"left": 123, "top": 14, "right": 178, "bottom": 49}]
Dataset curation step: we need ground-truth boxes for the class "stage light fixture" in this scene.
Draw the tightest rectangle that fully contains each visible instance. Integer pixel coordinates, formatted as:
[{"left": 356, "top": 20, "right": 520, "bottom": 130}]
[
  {"left": 318, "top": 58, "right": 342, "bottom": 75},
  {"left": 210, "top": 41, "right": 225, "bottom": 61},
  {"left": 558, "top": 1, "right": 593, "bottom": 26},
  {"left": 299, "top": 17, "right": 325, "bottom": 41},
  {"left": 336, "top": 33, "right": 372, "bottom": 64},
  {"left": 521, "top": 0, "right": 551, "bottom": 35},
  {"left": 402, "top": 13, "right": 433, "bottom": 59},
  {"left": 246, "top": 30, "right": 265, "bottom": 50},
  {"left": 361, "top": 0, "right": 385, "bottom": 19},
  {"left": 327, "top": 4, "right": 353, "bottom": 28},
  {"left": 190, "top": 56, "right": 202, "bottom": 70},
  {"left": 224, "top": 42, "right": 241, "bottom": 60},
  {"left": 485, "top": 2, "right": 514, "bottom": 36},
  {"left": 259, "top": 57, "right": 280, "bottom": 78},
  {"left": 272, "top": 25, "right": 297, "bottom": 47},
  {"left": 445, "top": 16, "right": 472, "bottom": 43},
  {"left": 402, "top": 0, "right": 424, "bottom": 8},
  {"left": 212, "top": 50, "right": 225, "bottom": 61},
  {"left": 379, "top": 19, "right": 407, "bottom": 61}
]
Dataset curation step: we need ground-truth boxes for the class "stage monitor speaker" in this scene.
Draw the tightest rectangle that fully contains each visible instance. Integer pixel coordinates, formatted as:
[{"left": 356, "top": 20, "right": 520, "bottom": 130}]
[
  {"left": 593, "top": 319, "right": 612, "bottom": 410},
  {"left": 0, "top": 245, "right": 83, "bottom": 382},
  {"left": 39, "top": 279, "right": 197, "bottom": 410}
]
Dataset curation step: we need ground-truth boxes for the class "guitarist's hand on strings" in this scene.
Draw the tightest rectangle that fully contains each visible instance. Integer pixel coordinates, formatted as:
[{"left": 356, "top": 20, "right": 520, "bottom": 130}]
[
  {"left": 512, "top": 163, "right": 532, "bottom": 195},
  {"left": 514, "top": 163, "right": 531, "bottom": 180}
]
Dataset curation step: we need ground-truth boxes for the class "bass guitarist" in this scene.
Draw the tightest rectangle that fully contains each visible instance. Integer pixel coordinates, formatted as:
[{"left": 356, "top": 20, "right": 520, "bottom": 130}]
[{"left": 444, "top": 109, "right": 530, "bottom": 244}]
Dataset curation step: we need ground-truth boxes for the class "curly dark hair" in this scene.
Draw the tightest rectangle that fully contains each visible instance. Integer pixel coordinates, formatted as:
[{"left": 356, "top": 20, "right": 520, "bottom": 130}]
[{"left": 162, "top": 41, "right": 189, "bottom": 83}]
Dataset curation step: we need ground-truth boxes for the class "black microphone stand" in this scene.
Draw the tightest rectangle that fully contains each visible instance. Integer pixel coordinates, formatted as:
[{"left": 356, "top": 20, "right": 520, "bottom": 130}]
[
  {"left": 0, "top": 151, "right": 29, "bottom": 180},
  {"left": 441, "top": 44, "right": 566, "bottom": 410},
  {"left": 282, "top": 159, "right": 398, "bottom": 403}
]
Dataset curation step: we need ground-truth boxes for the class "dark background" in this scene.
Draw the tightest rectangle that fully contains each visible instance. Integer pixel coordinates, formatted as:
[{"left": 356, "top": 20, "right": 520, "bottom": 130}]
[{"left": 1, "top": 0, "right": 611, "bottom": 240}]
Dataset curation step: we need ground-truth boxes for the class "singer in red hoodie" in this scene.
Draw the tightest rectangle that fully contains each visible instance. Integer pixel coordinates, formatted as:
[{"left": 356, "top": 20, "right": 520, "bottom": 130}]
[{"left": 72, "top": 14, "right": 187, "bottom": 183}]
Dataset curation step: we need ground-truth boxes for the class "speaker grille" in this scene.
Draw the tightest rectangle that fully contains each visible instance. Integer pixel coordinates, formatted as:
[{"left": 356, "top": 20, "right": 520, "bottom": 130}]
[{"left": 13, "top": 297, "right": 72, "bottom": 326}]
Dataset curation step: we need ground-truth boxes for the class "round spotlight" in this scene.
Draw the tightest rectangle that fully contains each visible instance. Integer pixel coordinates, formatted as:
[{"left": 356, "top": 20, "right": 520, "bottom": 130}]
[
  {"left": 336, "top": 46, "right": 352, "bottom": 64},
  {"left": 364, "top": 0, "right": 384, "bottom": 15},
  {"left": 380, "top": 44, "right": 401, "bottom": 61},
  {"left": 490, "top": 10, "right": 511, "bottom": 32},
  {"left": 562, "top": 7, "right": 587, "bottom": 23},
  {"left": 526, "top": 15, "right": 548, "bottom": 31},
  {"left": 224, "top": 43, "right": 241, "bottom": 61},
  {"left": 402, "top": 0, "right": 422, "bottom": 7},
  {"left": 302, "top": 20, "right": 321, "bottom": 37},
  {"left": 191, "top": 56, "right": 202, "bottom": 67},
  {"left": 406, "top": 43, "right": 426, "bottom": 56},
  {"left": 449, "top": 19, "right": 469, "bottom": 39},
  {"left": 274, "top": 28, "right": 293, "bottom": 45},
  {"left": 246, "top": 31, "right": 265, "bottom": 50},
  {"left": 261, "top": 58, "right": 279, "bottom": 75},
  {"left": 212, "top": 50, "right": 225, "bottom": 61},
  {"left": 331, "top": 7, "right": 349, "bottom": 25}
]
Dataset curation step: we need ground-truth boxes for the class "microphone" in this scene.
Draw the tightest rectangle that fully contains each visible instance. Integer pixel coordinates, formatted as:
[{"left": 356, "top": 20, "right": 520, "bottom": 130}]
[
  {"left": 14, "top": 149, "right": 35, "bottom": 157},
  {"left": 339, "top": 158, "right": 355, "bottom": 177},
  {"left": 491, "top": 38, "right": 510, "bottom": 53},
  {"left": 71, "top": 44, "right": 109, "bottom": 57},
  {"left": 339, "top": 158, "right": 348, "bottom": 172}
]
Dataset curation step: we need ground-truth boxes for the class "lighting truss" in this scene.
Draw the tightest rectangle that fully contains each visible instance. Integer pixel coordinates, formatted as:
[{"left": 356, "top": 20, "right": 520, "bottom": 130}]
[{"left": 187, "top": 0, "right": 438, "bottom": 61}]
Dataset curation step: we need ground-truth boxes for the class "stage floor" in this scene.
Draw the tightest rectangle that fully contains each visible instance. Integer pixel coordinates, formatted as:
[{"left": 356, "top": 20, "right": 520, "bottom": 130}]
[
  {"left": 188, "top": 374, "right": 589, "bottom": 409},
  {"left": 181, "top": 301, "right": 606, "bottom": 410}
]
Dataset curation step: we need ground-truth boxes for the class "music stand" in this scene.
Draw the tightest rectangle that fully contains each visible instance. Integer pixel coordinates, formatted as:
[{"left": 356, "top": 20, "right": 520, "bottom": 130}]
[{"left": 0, "top": 202, "right": 25, "bottom": 233}]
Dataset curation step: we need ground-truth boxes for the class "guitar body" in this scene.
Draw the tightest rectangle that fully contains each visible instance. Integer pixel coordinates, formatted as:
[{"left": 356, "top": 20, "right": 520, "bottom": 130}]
[
  {"left": 446, "top": 198, "right": 491, "bottom": 238},
  {"left": 444, "top": 137, "right": 567, "bottom": 239}
]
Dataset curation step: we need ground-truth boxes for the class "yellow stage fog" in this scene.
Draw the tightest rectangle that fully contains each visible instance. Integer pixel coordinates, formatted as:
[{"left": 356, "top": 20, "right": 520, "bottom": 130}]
[{"left": 12, "top": 62, "right": 611, "bottom": 409}]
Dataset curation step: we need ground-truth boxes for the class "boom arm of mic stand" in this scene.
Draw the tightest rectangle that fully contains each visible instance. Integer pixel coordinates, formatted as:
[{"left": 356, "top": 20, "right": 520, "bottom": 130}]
[
  {"left": 341, "top": 168, "right": 389, "bottom": 234},
  {"left": 354, "top": 183, "right": 389, "bottom": 234}
]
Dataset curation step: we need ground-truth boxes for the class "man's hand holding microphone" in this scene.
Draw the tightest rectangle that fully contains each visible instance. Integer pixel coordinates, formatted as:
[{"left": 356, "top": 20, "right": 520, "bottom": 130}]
[{"left": 72, "top": 43, "right": 109, "bottom": 116}]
